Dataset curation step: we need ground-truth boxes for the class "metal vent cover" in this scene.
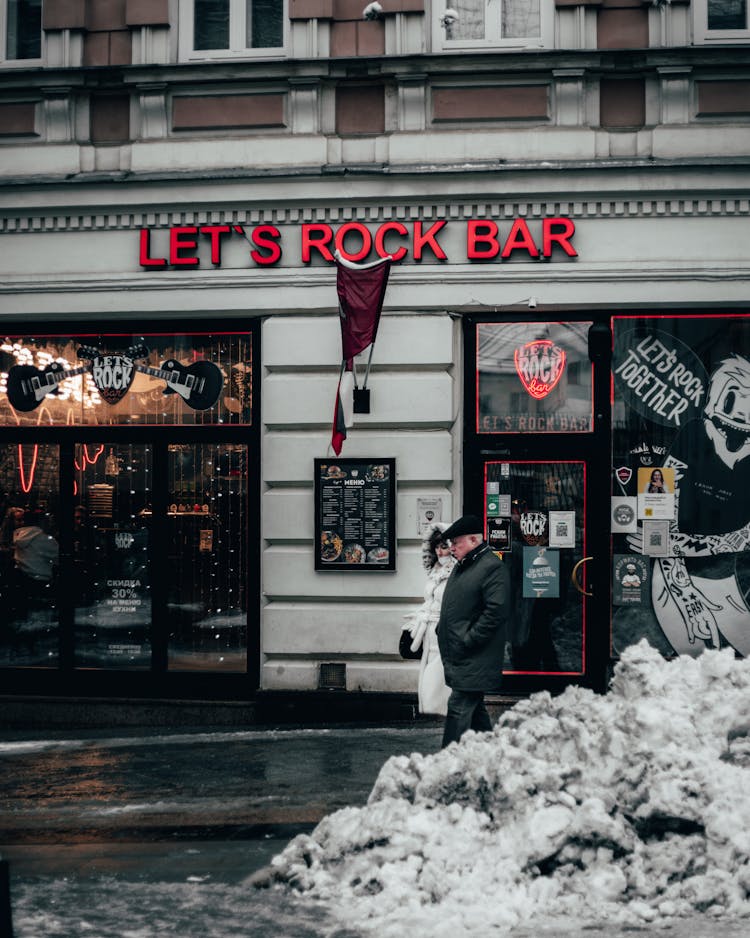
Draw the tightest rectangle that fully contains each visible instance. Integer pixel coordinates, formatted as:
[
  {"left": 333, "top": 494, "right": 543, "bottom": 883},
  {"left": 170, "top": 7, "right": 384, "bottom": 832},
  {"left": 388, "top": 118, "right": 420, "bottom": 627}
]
[{"left": 319, "top": 662, "right": 346, "bottom": 690}]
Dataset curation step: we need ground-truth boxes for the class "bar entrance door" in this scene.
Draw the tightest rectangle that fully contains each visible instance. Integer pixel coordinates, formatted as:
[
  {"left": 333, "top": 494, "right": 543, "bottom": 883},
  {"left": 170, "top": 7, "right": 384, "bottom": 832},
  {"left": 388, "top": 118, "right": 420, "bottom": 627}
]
[{"left": 465, "top": 316, "right": 612, "bottom": 694}]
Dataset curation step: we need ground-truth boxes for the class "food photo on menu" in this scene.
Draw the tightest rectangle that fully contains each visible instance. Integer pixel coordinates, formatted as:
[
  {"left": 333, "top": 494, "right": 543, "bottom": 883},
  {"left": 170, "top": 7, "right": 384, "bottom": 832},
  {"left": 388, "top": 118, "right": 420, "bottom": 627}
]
[
  {"left": 320, "top": 530, "right": 343, "bottom": 562},
  {"left": 343, "top": 543, "right": 366, "bottom": 564},
  {"left": 319, "top": 533, "right": 389, "bottom": 565},
  {"left": 366, "top": 546, "right": 389, "bottom": 563}
]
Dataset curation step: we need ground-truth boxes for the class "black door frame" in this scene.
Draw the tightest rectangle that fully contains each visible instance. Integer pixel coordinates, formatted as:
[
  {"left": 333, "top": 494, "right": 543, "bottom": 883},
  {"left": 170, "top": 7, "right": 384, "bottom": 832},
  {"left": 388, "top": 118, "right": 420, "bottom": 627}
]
[
  {"left": 0, "top": 318, "right": 262, "bottom": 701},
  {"left": 462, "top": 312, "right": 613, "bottom": 695}
]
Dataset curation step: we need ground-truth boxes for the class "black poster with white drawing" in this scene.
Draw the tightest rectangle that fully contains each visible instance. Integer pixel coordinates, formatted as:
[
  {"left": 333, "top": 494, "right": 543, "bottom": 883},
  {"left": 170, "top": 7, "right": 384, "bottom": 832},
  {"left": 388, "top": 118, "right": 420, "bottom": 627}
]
[{"left": 611, "top": 314, "right": 750, "bottom": 659}]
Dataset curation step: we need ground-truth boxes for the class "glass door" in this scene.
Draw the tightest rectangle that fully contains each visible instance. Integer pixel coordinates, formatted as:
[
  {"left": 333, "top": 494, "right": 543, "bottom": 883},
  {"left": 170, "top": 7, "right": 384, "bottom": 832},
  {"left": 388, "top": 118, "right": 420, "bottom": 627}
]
[
  {"left": 466, "top": 316, "right": 613, "bottom": 693},
  {"left": 72, "top": 442, "right": 153, "bottom": 669},
  {"left": 485, "top": 459, "right": 586, "bottom": 676}
]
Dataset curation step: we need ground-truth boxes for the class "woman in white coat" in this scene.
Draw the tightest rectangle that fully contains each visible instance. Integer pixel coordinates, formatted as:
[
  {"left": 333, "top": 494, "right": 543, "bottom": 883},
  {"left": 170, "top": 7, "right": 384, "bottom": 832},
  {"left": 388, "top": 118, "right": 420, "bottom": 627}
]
[{"left": 401, "top": 523, "right": 455, "bottom": 716}]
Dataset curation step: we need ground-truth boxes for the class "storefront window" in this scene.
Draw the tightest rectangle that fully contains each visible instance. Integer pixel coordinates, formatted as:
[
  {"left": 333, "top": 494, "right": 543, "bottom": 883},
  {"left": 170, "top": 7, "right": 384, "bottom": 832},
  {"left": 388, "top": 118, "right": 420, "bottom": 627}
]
[
  {"left": 73, "top": 443, "right": 152, "bottom": 669},
  {"left": 167, "top": 443, "right": 248, "bottom": 671},
  {"left": 0, "top": 333, "right": 251, "bottom": 427},
  {"left": 612, "top": 314, "right": 750, "bottom": 661},
  {"left": 0, "top": 443, "right": 59, "bottom": 666},
  {"left": 0, "top": 326, "right": 257, "bottom": 685},
  {"left": 477, "top": 322, "right": 593, "bottom": 433}
]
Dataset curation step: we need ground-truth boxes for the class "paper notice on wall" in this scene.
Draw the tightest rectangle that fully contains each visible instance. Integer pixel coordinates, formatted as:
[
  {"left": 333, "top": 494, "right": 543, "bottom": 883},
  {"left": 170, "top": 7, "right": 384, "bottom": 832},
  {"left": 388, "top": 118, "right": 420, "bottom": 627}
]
[
  {"left": 417, "top": 497, "right": 443, "bottom": 536},
  {"left": 522, "top": 546, "right": 560, "bottom": 599},
  {"left": 613, "top": 553, "right": 649, "bottom": 606}
]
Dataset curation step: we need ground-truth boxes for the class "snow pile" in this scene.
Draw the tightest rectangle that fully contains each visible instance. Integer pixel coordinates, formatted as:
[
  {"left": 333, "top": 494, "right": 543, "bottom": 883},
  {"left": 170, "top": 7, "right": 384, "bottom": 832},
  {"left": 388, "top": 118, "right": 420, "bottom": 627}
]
[{"left": 257, "top": 641, "right": 750, "bottom": 936}]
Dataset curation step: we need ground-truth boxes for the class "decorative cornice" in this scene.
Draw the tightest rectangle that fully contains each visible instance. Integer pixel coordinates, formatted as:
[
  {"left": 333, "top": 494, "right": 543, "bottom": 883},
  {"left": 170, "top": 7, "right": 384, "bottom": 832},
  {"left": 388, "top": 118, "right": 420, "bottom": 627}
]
[{"left": 2, "top": 197, "right": 750, "bottom": 233}]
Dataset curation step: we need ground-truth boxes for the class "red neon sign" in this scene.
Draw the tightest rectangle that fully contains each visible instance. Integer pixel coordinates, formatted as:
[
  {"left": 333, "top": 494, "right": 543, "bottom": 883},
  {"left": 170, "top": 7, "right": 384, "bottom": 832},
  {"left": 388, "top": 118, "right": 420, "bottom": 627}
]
[
  {"left": 514, "top": 339, "right": 566, "bottom": 400},
  {"left": 18, "top": 443, "right": 39, "bottom": 493},
  {"left": 138, "top": 217, "right": 576, "bottom": 268}
]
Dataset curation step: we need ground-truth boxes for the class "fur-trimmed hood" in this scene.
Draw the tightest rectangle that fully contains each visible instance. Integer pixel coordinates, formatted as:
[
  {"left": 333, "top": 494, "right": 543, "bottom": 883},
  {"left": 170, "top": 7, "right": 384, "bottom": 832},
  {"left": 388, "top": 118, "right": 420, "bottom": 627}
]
[{"left": 421, "top": 521, "right": 449, "bottom": 570}]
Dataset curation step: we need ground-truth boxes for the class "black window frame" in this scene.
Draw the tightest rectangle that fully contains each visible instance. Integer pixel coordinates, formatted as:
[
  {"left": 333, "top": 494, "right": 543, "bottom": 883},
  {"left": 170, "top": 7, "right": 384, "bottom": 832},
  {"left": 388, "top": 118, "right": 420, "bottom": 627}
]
[{"left": 0, "top": 318, "right": 262, "bottom": 701}]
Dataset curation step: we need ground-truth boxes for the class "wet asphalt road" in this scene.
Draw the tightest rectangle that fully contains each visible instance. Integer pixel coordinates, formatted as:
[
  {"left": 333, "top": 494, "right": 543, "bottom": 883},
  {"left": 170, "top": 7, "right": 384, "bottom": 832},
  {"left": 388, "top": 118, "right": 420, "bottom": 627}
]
[
  {"left": 0, "top": 724, "right": 443, "bottom": 864},
  {"left": 0, "top": 724, "right": 444, "bottom": 937}
]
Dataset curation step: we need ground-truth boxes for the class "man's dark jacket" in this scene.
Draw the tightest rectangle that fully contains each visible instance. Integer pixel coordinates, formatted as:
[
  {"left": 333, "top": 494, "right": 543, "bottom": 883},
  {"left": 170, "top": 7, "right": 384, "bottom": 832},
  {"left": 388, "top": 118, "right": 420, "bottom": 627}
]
[{"left": 437, "top": 543, "right": 509, "bottom": 692}]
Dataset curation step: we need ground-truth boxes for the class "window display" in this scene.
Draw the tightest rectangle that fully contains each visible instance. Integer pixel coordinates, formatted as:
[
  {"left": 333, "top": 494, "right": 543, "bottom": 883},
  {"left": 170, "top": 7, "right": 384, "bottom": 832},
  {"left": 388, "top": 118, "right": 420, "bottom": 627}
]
[
  {"left": 0, "top": 328, "right": 256, "bottom": 681},
  {"left": 0, "top": 333, "right": 251, "bottom": 427}
]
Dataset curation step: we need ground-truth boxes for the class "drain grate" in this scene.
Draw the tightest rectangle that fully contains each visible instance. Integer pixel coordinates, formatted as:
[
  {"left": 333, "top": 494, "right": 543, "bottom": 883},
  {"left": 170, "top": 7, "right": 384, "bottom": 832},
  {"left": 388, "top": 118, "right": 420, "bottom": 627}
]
[{"left": 319, "top": 662, "right": 346, "bottom": 690}]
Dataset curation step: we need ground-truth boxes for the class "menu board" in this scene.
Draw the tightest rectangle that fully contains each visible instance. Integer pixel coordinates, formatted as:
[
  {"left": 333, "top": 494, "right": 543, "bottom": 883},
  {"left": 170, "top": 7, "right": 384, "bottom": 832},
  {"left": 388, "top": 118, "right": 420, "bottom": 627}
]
[{"left": 315, "top": 458, "right": 396, "bottom": 571}]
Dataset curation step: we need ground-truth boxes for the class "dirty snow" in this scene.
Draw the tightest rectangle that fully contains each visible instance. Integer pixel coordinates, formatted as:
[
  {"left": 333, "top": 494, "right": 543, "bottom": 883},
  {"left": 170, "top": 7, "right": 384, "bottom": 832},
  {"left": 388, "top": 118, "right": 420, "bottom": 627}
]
[{"left": 260, "top": 641, "right": 750, "bottom": 937}]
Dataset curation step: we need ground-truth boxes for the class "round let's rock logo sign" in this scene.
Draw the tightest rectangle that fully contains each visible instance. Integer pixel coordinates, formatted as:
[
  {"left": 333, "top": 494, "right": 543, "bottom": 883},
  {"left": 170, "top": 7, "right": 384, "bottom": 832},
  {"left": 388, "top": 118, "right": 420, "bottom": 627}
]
[{"left": 514, "top": 340, "right": 566, "bottom": 400}]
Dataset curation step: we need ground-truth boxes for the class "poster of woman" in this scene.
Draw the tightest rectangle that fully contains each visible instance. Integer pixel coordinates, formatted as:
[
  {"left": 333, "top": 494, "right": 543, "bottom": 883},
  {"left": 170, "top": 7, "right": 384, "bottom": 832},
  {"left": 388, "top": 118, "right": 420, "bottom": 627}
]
[{"left": 637, "top": 466, "right": 676, "bottom": 520}]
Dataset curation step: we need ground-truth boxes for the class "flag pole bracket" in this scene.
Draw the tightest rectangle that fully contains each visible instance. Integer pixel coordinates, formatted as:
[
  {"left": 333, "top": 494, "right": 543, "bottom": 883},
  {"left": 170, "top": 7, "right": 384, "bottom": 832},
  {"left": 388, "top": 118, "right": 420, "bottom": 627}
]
[{"left": 353, "top": 388, "right": 371, "bottom": 413}]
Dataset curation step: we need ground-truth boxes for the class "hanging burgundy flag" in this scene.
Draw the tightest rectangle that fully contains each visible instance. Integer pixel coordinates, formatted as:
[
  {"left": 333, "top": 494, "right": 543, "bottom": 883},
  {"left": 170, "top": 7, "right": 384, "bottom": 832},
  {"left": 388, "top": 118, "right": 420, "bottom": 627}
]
[
  {"left": 330, "top": 252, "right": 392, "bottom": 455},
  {"left": 336, "top": 254, "right": 391, "bottom": 366},
  {"left": 331, "top": 369, "right": 354, "bottom": 456}
]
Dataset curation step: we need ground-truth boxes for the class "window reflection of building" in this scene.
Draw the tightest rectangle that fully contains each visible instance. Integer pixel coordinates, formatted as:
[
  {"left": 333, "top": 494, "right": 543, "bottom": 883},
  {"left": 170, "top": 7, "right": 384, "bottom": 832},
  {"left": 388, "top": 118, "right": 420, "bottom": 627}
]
[{"left": 478, "top": 322, "right": 593, "bottom": 434}]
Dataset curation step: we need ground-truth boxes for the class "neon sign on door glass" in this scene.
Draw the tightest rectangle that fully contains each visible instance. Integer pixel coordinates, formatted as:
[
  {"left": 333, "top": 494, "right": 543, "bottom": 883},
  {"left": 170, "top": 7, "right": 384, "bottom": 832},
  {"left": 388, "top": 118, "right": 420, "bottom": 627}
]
[{"left": 513, "top": 339, "right": 567, "bottom": 400}]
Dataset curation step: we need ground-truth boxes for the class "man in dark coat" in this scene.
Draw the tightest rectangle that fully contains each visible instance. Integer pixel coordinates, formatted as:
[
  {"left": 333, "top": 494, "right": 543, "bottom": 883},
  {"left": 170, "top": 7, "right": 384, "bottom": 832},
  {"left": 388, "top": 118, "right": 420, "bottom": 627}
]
[{"left": 437, "top": 514, "right": 509, "bottom": 748}]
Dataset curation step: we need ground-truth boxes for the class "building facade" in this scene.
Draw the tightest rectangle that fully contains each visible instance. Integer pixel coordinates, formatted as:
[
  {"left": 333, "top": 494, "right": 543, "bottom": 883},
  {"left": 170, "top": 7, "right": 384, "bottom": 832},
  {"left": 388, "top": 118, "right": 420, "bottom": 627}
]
[{"left": 0, "top": 0, "right": 748, "bottom": 704}]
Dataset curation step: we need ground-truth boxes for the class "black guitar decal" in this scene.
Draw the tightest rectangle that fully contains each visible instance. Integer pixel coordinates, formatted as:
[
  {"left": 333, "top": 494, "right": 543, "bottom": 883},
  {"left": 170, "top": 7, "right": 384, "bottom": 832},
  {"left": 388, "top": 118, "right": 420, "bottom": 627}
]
[
  {"left": 6, "top": 362, "right": 90, "bottom": 412},
  {"left": 5, "top": 347, "right": 223, "bottom": 413},
  {"left": 134, "top": 360, "right": 224, "bottom": 411}
]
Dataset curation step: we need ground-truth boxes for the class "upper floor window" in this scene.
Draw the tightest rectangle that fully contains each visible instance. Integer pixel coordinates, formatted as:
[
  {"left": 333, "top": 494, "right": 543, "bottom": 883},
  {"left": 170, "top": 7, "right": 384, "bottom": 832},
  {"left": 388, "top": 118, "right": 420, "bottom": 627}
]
[
  {"left": 694, "top": 0, "right": 750, "bottom": 40},
  {"left": 181, "top": 0, "right": 284, "bottom": 59},
  {"left": 438, "top": 0, "right": 552, "bottom": 49},
  {"left": 2, "top": 0, "right": 42, "bottom": 62}
]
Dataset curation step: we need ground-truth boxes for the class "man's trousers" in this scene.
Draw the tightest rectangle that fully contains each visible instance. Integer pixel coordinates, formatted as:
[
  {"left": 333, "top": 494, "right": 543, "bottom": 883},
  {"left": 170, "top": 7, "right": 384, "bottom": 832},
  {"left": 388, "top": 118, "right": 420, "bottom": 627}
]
[{"left": 441, "top": 688, "right": 492, "bottom": 747}]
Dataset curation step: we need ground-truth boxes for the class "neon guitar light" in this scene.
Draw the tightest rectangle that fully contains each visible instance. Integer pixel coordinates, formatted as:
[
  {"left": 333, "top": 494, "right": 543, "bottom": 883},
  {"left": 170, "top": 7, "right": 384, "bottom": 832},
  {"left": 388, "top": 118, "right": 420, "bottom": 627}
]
[{"left": 6, "top": 344, "right": 224, "bottom": 413}]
